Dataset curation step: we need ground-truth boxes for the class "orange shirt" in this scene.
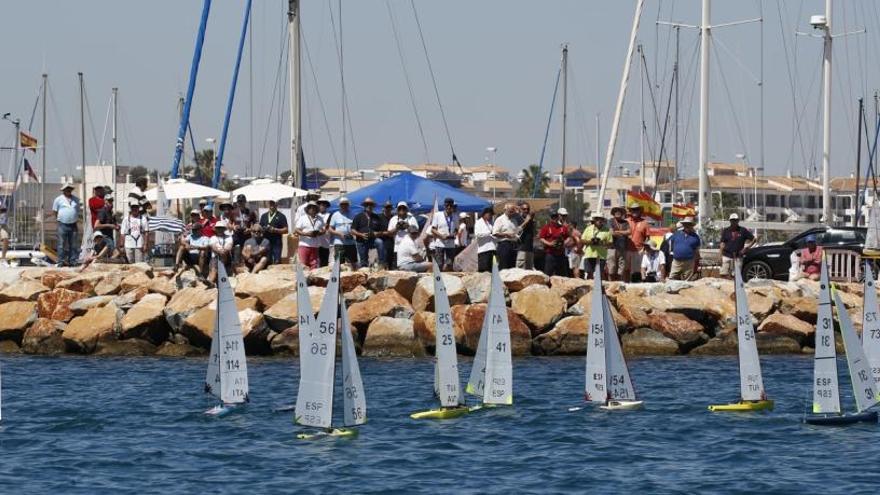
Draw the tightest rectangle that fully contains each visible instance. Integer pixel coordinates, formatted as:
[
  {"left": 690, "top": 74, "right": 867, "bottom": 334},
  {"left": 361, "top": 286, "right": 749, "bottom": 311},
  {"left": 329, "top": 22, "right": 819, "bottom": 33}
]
[{"left": 627, "top": 216, "right": 649, "bottom": 251}]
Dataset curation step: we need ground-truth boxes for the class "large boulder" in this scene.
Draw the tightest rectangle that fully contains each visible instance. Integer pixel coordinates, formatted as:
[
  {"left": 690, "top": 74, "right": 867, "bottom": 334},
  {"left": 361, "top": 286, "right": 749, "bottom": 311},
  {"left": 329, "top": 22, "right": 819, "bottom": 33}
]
[
  {"left": 119, "top": 293, "right": 170, "bottom": 343},
  {"left": 120, "top": 271, "right": 152, "bottom": 293},
  {"left": 94, "top": 272, "right": 124, "bottom": 296},
  {"left": 566, "top": 292, "right": 628, "bottom": 329},
  {"left": 533, "top": 315, "right": 591, "bottom": 355},
  {"left": 757, "top": 313, "right": 814, "bottom": 345},
  {"left": 743, "top": 287, "right": 782, "bottom": 320},
  {"left": 510, "top": 285, "right": 567, "bottom": 335},
  {"left": 411, "top": 273, "right": 468, "bottom": 312},
  {"left": 689, "top": 330, "right": 738, "bottom": 356},
  {"left": 343, "top": 286, "right": 374, "bottom": 305},
  {"left": 263, "top": 286, "right": 325, "bottom": 331},
  {"left": 36, "top": 288, "right": 87, "bottom": 322},
  {"left": 549, "top": 276, "right": 591, "bottom": 305},
  {"left": 21, "top": 318, "right": 67, "bottom": 355},
  {"left": 156, "top": 342, "right": 206, "bottom": 357},
  {"left": 622, "top": 328, "right": 680, "bottom": 356},
  {"left": 648, "top": 312, "right": 707, "bottom": 350},
  {"left": 610, "top": 291, "right": 652, "bottom": 329},
  {"left": 179, "top": 306, "right": 215, "bottom": 348},
  {"left": 269, "top": 327, "right": 299, "bottom": 356},
  {"left": 112, "top": 286, "right": 150, "bottom": 310},
  {"left": 179, "top": 306, "right": 271, "bottom": 354},
  {"left": 451, "top": 303, "right": 531, "bottom": 356},
  {"left": 164, "top": 287, "right": 216, "bottom": 331},
  {"left": 499, "top": 268, "right": 549, "bottom": 292},
  {"left": 756, "top": 333, "right": 802, "bottom": 354},
  {"left": 366, "top": 271, "right": 421, "bottom": 300},
  {"left": 779, "top": 297, "right": 818, "bottom": 324},
  {"left": 363, "top": 316, "right": 424, "bottom": 357},
  {"left": 63, "top": 304, "right": 121, "bottom": 353},
  {"left": 69, "top": 295, "right": 115, "bottom": 317},
  {"left": 309, "top": 270, "right": 367, "bottom": 293},
  {"left": 148, "top": 275, "right": 178, "bottom": 298},
  {"left": 40, "top": 270, "right": 76, "bottom": 289},
  {"left": 0, "top": 301, "right": 38, "bottom": 342},
  {"left": 94, "top": 339, "right": 157, "bottom": 357},
  {"left": 0, "top": 279, "right": 49, "bottom": 303},
  {"left": 459, "top": 272, "right": 507, "bottom": 305},
  {"left": 348, "top": 289, "right": 414, "bottom": 327},
  {"left": 235, "top": 273, "right": 296, "bottom": 308},
  {"left": 676, "top": 285, "right": 736, "bottom": 322},
  {"left": 238, "top": 308, "right": 274, "bottom": 355},
  {"left": 56, "top": 272, "right": 106, "bottom": 295},
  {"left": 413, "top": 311, "right": 437, "bottom": 351}
]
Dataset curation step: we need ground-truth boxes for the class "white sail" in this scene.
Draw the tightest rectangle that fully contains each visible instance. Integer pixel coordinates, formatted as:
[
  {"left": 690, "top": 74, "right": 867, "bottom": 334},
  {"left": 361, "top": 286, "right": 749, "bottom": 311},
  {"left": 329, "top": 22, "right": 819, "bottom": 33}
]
[
  {"left": 865, "top": 202, "right": 880, "bottom": 251},
  {"left": 481, "top": 260, "right": 513, "bottom": 405},
  {"left": 432, "top": 262, "right": 463, "bottom": 407},
  {"left": 603, "top": 295, "right": 635, "bottom": 401},
  {"left": 295, "top": 264, "right": 315, "bottom": 334},
  {"left": 215, "top": 263, "right": 248, "bottom": 404},
  {"left": 584, "top": 264, "right": 607, "bottom": 403},
  {"left": 466, "top": 300, "right": 490, "bottom": 398},
  {"left": 205, "top": 311, "right": 221, "bottom": 399},
  {"left": 734, "top": 260, "right": 765, "bottom": 401},
  {"left": 812, "top": 259, "right": 841, "bottom": 414},
  {"left": 861, "top": 263, "right": 880, "bottom": 385},
  {"left": 340, "top": 297, "right": 367, "bottom": 426},
  {"left": 295, "top": 262, "right": 340, "bottom": 428},
  {"left": 833, "top": 290, "right": 880, "bottom": 413}
]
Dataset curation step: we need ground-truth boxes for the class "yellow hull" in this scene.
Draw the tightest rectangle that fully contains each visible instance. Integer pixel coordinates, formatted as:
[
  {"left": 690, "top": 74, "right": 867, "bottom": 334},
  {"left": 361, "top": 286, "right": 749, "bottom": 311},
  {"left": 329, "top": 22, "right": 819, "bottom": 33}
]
[
  {"left": 410, "top": 406, "right": 471, "bottom": 420},
  {"left": 297, "top": 428, "right": 359, "bottom": 440},
  {"left": 708, "top": 400, "right": 774, "bottom": 412}
]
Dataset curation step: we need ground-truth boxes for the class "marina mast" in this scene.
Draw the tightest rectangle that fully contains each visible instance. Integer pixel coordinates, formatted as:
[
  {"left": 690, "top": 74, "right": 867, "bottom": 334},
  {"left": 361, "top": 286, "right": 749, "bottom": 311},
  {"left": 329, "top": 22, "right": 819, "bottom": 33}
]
[
  {"left": 288, "top": 0, "right": 302, "bottom": 188},
  {"left": 560, "top": 44, "right": 568, "bottom": 209},
  {"left": 820, "top": 0, "right": 833, "bottom": 224},
  {"left": 698, "top": 0, "right": 712, "bottom": 226}
]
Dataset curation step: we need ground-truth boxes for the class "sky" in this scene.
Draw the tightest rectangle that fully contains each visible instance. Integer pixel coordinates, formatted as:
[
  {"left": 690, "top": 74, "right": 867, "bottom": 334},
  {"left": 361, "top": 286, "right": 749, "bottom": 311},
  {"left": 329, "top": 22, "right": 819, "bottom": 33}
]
[{"left": 2, "top": 0, "right": 880, "bottom": 184}]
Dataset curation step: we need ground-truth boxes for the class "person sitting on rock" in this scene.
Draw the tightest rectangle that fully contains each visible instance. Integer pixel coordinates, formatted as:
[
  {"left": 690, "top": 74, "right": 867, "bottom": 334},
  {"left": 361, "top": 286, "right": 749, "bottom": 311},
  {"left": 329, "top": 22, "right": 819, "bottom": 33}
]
[
  {"left": 175, "top": 222, "right": 210, "bottom": 278},
  {"left": 241, "top": 225, "right": 270, "bottom": 273},
  {"left": 799, "top": 234, "right": 823, "bottom": 281},
  {"left": 79, "top": 231, "right": 112, "bottom": 272},
  {"left": 396, "top": 224, "right": 431, "bottom": 273}
]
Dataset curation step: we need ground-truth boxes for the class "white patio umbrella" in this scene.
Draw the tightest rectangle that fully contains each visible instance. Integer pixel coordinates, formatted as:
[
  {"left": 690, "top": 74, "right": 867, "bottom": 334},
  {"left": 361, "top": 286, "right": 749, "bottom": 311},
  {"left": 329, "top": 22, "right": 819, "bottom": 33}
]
[
  {"left": 145, "top": 178, "right": 228, "bottom": 201},
  {"left": 231, "top": 178, "right": 307, "bottom": 202}
]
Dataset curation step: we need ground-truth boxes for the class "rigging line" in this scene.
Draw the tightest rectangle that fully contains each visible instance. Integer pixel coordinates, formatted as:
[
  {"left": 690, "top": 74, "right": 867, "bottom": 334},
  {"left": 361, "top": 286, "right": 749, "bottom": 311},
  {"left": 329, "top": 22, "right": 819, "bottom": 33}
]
[
  {"left": 674, "top": 33, "right": 701, "bottom": 177},
  {"left": 328, "top": 0, "right": 347, "bottom": 173},
  {"left": 118, "top": 100, "right": 141, "bottom": 166},
  {"left": 567, "top": 66, "right": 594, "bottom": 168},
  {"left": 81, "top": 82, "right": 102, "bottom": 167},
  {"left": 639, "top": 48, "right": 666, "bottom": 155},
  {"left": 46, "top": 81, "right": 75, "bottom": 171},
  {"left": 774, "top": 0, "right": 810, "bottom": 175},
  {"left": 276, "top": 29, "right": 289, "bottom": 180},
  {"left": 386, "top": 0, "right": 431, "bottom": 164},
  {"left": 256, "top": 20, "right": 288, "bottom": 178},
  {"left": 712, "top": 36, "right": 754, "bottom": 162},
  {"left": 409, "top": 0, "right": 460, "bottom": 168},
  {"left": 248, "top": 1, "right": 254, "bottom": 178},
  {"left": 649, "top": 60, "right": 676, "bottom": 198},
  {"left": 710, "top": 42, "right": 749, "bottom": 166},
  {"left": 533, "top": 66, "right": 562, "bottom": 198},
  {"left": 302, "top": 29, "right": 340, "bottom": 169},
  {"left": 94, "top": 95, "right": 113, "bottom": 184}
]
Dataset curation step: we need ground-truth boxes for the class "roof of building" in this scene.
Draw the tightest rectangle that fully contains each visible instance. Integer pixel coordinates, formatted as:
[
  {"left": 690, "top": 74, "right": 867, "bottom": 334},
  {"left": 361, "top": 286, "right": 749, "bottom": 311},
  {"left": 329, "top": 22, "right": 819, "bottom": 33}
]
[
  {"left": 466, "top": 163, "right": 507, "bottom": 174},
  {"left": 409, "top": 163, "right": 454, "bottom": 173},
  {"left": 707, "top": 162, "right": 753, "bottom": 173},
  {"left": 374, "top": 163, "right": 413, "bottom": 173},
  {"left": 481, "top": 180, "right": 514, "bottom": 192}
]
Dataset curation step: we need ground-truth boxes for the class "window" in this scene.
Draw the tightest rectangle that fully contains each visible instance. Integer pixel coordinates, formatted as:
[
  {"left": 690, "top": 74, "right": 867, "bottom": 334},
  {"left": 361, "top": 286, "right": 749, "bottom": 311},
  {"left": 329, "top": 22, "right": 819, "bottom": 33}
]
[
  {"left": 766, "top": 194, "right": 778, "bottom": 207},
  {"left": 824, "top": 229, "right": 863, "bottom": 245},
  {"left": 791, "top": 230, "right": 827, "bottom": 249},
  {"left": 789, "top": 196, "right": 803, "bottom": 208},
  {"left": 779, "top": 195, "right": 786, "bottom": 207},
  {"left": 766, "top": 213, "right": 778, "bottom": 221},
  {"left": 838, "top": 197, "right": 852, "bottom": 210},
  {"left": 806, "top": 196, "right": 817, "bottom": 209}
]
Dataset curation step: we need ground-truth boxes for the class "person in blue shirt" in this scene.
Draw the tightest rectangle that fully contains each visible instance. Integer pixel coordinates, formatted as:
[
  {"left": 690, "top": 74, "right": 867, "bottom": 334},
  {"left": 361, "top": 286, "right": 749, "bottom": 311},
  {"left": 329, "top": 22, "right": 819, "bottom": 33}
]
[
  {"left": 52, "top": 183, "right": 81, "bottom": 267},
  {"left": 327, "top": 196, "right": 358, "bottom": 270},
  {"left": 668, "top": 217, "right": 701, "bottom": 280}
]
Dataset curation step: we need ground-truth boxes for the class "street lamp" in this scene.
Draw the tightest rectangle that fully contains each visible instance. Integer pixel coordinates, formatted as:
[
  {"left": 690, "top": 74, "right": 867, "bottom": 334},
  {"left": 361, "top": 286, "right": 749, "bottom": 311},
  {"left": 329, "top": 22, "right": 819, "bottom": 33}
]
[{"left": 486, "top": 146, "right": 498, "bottom": 202}]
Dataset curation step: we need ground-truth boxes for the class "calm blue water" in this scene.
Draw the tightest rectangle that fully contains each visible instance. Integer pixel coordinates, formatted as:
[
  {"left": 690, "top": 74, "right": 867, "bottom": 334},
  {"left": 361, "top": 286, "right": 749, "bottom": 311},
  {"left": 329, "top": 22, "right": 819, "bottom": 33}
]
[{"left": 0, "top": 354, "right": 876, "bottom": 494}]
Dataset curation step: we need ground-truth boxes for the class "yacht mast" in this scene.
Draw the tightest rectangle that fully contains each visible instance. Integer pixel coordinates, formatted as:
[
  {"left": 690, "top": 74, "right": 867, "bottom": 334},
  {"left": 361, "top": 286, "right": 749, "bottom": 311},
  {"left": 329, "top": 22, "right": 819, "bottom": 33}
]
[
  {"left": 79, "top": 72, "right": 86, "bottom": 225},
  {"left": 698, "top": 0, "right": 712, "bottom": 226},
  {"left": 40, "top": 74, "right": 47, "bottom": 247},
  {"left": 288, "top": 0, "right": 302, "bottom": 187},
  {"left": 560, "top": 44, "right": 568, "bottom": 209},
  {"left": 112, "top": 87, "right": 118, "bottom": 207},
  {"left": 820, "top": 0, "right": 833, "bottom": 224}
]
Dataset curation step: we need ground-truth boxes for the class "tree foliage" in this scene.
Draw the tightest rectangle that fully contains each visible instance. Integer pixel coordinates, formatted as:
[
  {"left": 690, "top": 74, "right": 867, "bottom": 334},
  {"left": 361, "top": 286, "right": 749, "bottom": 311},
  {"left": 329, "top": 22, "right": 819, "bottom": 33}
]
[{"left": 517, "top": 164, "right": 550, "bottom": 198}]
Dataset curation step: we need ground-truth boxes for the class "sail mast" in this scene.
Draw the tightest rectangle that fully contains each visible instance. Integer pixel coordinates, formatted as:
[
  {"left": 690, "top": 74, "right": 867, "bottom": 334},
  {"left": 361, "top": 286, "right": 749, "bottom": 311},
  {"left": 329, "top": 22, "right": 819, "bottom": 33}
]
[
  {"left": 697, "top": 0, "right": 712, "bottom": 226},
  {"left": 560, "top": 44, "right": 568, "bottom": 209},
  {"left": 40, "top": 74, "right": 47, "bottom": 247},
  {"left": 288, "top": 0, "right": 303, "bottom": 188},
  {"left": 821, "top": 0, "right": 833, "bottom": 224},
  {"left": 78, "top": 72, "right": 87, "bottom": 228},
  {"left": 111, "top": 87, "right": 118, "bottom": 208}
]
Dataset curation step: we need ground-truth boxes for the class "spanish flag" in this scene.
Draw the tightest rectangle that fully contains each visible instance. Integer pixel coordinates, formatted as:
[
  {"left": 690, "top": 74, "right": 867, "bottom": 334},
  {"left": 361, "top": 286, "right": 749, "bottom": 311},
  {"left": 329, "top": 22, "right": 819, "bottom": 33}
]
[
  {"left": 671, "top": 203, "right": 696, "bottom": 218},
  {"left": 625, "top": 191, "right": 662, "bottom": 220},
  {"left": 19, "top": 131, "right": 37, "bottom": 151}
]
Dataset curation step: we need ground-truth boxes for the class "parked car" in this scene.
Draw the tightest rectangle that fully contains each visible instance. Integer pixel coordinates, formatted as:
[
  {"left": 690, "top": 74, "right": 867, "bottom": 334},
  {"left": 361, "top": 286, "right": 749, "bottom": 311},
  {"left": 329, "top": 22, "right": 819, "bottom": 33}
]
[{"left": 742, "top": 227, "right": 866, "bottom": 280}]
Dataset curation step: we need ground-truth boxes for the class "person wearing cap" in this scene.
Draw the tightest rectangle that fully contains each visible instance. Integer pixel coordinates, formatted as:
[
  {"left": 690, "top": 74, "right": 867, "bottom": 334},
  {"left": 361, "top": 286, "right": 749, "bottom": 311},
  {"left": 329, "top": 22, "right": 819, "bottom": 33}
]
[
  {"left": 640, "top": 239, "right": 666, "bottom": 283},
  {"left": 492, "top": 203, "right": 520, "bottom": 270},
  {"left": 456, "top": 211, "right": 472, "bottom": 254},
  {"left": 799, "top": 234, "right": 823, "bottom": 281},
  {"left": 430, "top": 197, "right": 460, "bottom": 271},
  {"left": 474, "top": 206, "right": 497, "bottom": 272},
  {"left": 232, "top": 194, "right": 257, "bottom": 245},
  {"left": 539, "top": 209, "right": 570, "bottom": 277},
  {"left": 128, "top": 176, "right": 148, "bottom": 210},
  {"left": 218, "top": 200, "right": 234, "bottom": 223},
  {"left": 94, "top": 199, "right": 119, "bottom": 254},
  {"left": 668, "top": 217, "right": 701, "bottom": 281},
  {"left": 200, "top": 203, "right": 218, "bottom": 238},
  {"left": 88, "top": 185, "right": 106, "bottom": 229},
  {"left": 294, "top": 191, "right": 322, "bottom": 225},
  {"left": 259, "top": 199, "right": 289, "bottom": 264},
  {"left": 208, "top": 220, "right": 234, "bottom": 284},
  {"left": 607, "top": 206, "right": 631, "bottom": 281},
  {"left": 328, "top": 197, "right": 358, "bottom": 270},
  {"left": 241, "top": 225, "right": 270, "bottom": 274},
  {"left": 121, "top": 200, "right": 149, "bottom": 263},
  {"left": 514, "top": 201, "right": 536, "bottom": 270},
  {"left": 396, "top": 223, "right": 431, "bottom": 273},
  {"left": 294, "top": 201, "right": 325, "bottom": 269},
  {"left": 718, "top": 212, "right": 755, "bottom": 279},
  {"left": 378, "top": 200, "right": 397, "bottom": 268},
  {"left": 625, "top": 203, "right": 650, "bottom": 282},
  {"left": 316, "top": 199, "right": 332, "bottom": 267},
  {"left": 52, "top": 183, "right": 82, "bottom": 267},
  {"left": 560, "top": 209, "right": 582, "bottom": 278},
  {"left": 381, "top": 200, "right": 416, "bottom": 269},
  {"left": 581, "top": 212, "right": 612, "bottom": 280},
  {"left": 79, "top": 231, "right": 112, "bottom": 272},
  {"left": 175, "top": 222, "right": 210, "bottom": 276},
  {"left": 0, "top": 201, "right": 8, "bottom": 265}
]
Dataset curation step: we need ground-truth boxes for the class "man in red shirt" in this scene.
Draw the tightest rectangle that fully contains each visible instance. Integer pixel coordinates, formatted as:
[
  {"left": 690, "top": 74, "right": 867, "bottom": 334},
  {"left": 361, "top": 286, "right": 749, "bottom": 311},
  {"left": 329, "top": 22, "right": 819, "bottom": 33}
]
[
  {"left": 200, "top": 204, "right": 217, "bottom": 238},
  {"left": 626, "top": 203, "right": 650, "bottom": 283},
  {"left": 539, "top": 210, "right": 570, "bottom": 277},
  {"left": 88, "top": 185, "right": 106, "bottom": 228}
]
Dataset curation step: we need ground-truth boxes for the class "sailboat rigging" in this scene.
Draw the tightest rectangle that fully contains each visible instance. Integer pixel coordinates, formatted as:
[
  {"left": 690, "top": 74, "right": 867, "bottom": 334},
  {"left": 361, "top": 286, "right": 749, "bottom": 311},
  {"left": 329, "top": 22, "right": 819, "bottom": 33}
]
[
  {"left": 466, "top": 258, "right": 513, "bottom": 408},
  {"left": 204, "top": 262, "right": 249, "bottom": 416}
]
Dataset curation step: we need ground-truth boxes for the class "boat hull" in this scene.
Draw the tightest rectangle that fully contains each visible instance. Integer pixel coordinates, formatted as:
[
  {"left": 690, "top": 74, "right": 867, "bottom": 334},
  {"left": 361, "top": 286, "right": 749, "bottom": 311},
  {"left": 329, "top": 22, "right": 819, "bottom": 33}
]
[
  {"left": 804, "top": 411, "right": 878, "bottom": 426},
  {"left": 297, "top": 428, "right": 359, "bottom": 440},
  {"left": 708, "top": 400, "right": 774, "bottom": 412},
  {"left": 410, "top": 406, "right": 470, "bottom": 420},
  {"left": 204, "top": 403, "right": 243, "bottom": 417},
  {"left": 600, "top": 400, "right": 644, "bottom": 411}
]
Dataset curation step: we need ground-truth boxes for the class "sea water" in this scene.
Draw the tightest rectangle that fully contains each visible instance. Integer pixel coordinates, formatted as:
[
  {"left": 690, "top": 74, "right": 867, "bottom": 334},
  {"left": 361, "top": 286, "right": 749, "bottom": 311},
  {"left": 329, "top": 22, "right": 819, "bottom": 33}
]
[{"left": 0, "top": 355, "right": 875, "bottom": 493}]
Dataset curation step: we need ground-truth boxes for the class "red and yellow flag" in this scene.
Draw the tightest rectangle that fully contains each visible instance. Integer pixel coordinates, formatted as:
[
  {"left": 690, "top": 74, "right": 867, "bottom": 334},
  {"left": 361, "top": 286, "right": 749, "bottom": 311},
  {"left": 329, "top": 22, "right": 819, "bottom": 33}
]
[
  {"left": 19, "top": 131, "right": 37, "bottom": 151},
  {"left": 670, "top": 203, "right": 696, "bottom": 218},
  {"left": 625, "top": 191, "right": 662, "bottom": 220}
]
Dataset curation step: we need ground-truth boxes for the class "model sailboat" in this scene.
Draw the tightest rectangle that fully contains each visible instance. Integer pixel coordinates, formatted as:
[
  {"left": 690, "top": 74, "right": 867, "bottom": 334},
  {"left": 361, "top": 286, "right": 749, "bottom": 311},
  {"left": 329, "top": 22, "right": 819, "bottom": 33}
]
[
  {"left": 582, "top": 264, "right": 642, "bottom": 411},
  {"left": 204, "top": 262, "right": 249, "bottom": 416},
  {"left": 465, "top": 258, "right": 513, "bottom": 408},
  {"left": 709, "top": 259, "right": 773, "bottom": 412},
  {"left": 411, "top": 262, "right": 469, "bottom": 420},
  {"left": 805, "top": 258, "right": 879, "bottom": 425},
  {"left": 295, "top": 261, "right": 367, "bottom": 438},
  {"left": 861, "top": 263, "right": 880, "bottom": 386}
]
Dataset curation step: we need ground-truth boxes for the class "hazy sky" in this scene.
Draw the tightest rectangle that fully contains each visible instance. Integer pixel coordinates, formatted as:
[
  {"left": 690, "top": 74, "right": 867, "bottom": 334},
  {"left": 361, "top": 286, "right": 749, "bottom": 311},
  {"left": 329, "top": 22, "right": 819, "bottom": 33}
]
[{"left": 2, "top": 0, "right": 879, "bottom": 183}]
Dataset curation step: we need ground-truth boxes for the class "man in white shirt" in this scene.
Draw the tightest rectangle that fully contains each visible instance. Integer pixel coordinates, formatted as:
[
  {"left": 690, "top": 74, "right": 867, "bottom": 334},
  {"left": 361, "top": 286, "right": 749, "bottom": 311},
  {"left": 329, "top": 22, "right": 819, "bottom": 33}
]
[
  {"left": 121, "top": 201, "right": 149, "bottom": 264},
  {"left": 474, "top": 206, "right": 497, "bottom": 273},
  {"left": 294, "top": 201, "right": 325, "bottom": 269},
  {"left": 294, "top": 191, "right": 321, "bottom": 225},
  {"left": 492, "top": 203, "right": 519, "bottom": 269},
  {"left": 209, "top": 220, "right": 234, "bottom": 284},
  {"left": 640, "top": 239, "right": 667, "bottom": 283},
  {"left": 430, "top": 197, "right": 459, "bottom": 271},
  {"left": 396, "top": 224, "right": 431, "bottom": 272},
  {"left": 387, "top": 201, "right": 419, "bottom": 258}
]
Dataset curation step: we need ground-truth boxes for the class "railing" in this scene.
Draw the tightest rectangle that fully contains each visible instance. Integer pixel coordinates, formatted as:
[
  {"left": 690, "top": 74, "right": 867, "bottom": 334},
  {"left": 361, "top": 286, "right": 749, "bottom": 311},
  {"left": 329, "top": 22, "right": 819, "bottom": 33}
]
[{"left": 826, "top": 249, "right": 861, "bottom": 282}]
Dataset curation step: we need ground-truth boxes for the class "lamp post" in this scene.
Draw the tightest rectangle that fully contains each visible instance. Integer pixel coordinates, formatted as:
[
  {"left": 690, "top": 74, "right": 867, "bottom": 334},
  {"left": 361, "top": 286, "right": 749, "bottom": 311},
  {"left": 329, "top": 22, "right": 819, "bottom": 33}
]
[
  {"left": 205, "top": 137, "right": 217, "bottom": 183},
  {"left": 486, "top": 146, "right": 498, "bottom": 203}
]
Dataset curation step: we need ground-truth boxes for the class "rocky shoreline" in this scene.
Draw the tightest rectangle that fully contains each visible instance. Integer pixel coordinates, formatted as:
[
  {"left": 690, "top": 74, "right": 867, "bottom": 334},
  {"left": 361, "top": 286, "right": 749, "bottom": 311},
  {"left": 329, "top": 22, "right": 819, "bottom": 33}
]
[{"left": 0, "top": 263, "right": 855, "bottom": 359}]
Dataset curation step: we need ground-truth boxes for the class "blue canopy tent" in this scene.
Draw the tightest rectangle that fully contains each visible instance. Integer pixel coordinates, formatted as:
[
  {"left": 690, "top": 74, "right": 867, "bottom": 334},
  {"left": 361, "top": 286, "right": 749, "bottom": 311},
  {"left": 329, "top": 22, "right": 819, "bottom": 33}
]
[{"left": 329, "top": 172, "right": 491, "bottom": 214}]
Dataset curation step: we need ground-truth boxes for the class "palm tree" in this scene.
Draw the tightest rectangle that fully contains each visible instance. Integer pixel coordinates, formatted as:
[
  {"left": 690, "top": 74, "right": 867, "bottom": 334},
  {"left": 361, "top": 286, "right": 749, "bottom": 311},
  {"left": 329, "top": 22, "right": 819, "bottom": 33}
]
[{"left": 517, "top": 164, "right": 550, "bottom": 198}]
